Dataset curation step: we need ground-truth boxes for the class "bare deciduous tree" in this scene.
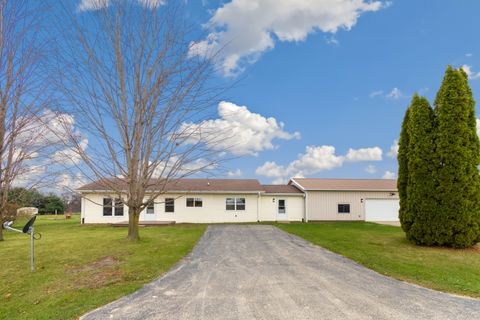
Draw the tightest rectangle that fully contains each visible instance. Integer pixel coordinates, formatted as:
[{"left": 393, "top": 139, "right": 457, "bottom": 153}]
[
  {"left": 57, "top": 1, "right": 225, "bottom": 240},
  {"left": 0, "top": 0, "right": 54, "bottom": 241}
]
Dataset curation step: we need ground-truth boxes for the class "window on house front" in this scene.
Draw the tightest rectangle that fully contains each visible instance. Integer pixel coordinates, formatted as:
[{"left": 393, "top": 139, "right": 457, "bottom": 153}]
[
  {"left": 226, "top": 197, "right": 245, "bottom": 211},
  {"left": 226, "top": 198, "right": 235, "bottom": 210},
  {"left": 236, "top": 198, "right": 245, "bottom": 210},
  {"left": 103, "top": 198, "right": 112, "bottom": 216},
  {"left": 186, "top": 197, "right": 202, "bottom": 207},
  {"left": 278, "top": 199, "right": 286, "bottom": 214},
  {"left": 114, "top": 198, "right": 124, "bottom": 216},
  {"left": 338, "top": 203, "right": 350, "bottom": 214},
  {"left": 165, "top": 198, "right": 174, "bottom": 213},
  {"left": 146, "top": 203, "right": 154, "bottom": 214}
]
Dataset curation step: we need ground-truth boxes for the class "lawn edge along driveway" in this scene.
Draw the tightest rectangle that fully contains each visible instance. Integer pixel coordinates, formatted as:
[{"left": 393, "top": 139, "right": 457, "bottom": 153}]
[
  {"left": 276, "top": 222, "right": 480, "bottom": 299},
  {"left": 0, "top": 216, "right": 206, "bottom": 320}
]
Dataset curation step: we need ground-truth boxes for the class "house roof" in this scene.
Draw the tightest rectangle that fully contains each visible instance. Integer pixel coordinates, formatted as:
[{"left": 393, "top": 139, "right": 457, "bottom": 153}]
[
  {"left": 262, "top": 184, "right": 303, "bottom": 194},
  {"left": 290, "top": 178, "right": 397, "bottom": 191},
  {"left": 77, "top": 178, "right": 265, "bottom": 193}
]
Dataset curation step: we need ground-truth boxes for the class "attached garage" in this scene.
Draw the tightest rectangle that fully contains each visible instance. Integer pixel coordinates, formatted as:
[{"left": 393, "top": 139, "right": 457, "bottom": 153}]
[
  {"left": 289, "top": 178, "right": 399, "bottom": 222},
  {"left": 365, "top": 199, "right": 399, "bottom": 222}
]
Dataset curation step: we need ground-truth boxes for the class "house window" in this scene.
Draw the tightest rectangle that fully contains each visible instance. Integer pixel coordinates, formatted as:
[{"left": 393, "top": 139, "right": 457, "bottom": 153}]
[
  {"left": 226, "top": 197, "right": 245, "bottom": 211},
  {"left": 236, "top": 198, "right": 245, "bottom": 210},
  {"left": 114, "top": 198, "right": 124, "bottom": 216},
  {"left": 146, "top": 203, "right": 154, "bottom": 214},
  {"left": 165, "top": 198, "right": 174, "bottom": 213},
  {"left": 338, "top": 203, "right": 350, "bottom": 214},
  {"left": 103, "top": 198, "right": 112, "bottom": 216},
  {"left": 226, "top": 198, "right": 235, "bottom": 210},
  {"left": 186, "top": 197, "right": 202, "bottom": 207},
  {"left": 278, "top": 199, "right": 286, "bottom": 214}
]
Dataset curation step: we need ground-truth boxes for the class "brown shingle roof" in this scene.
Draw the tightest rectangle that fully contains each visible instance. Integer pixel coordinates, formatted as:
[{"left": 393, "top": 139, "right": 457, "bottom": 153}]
[
  {"left": 262, "top": 184, "right": 303, "bottom": 194},
  {"left": 290, "top": 178, "right": 397, "bottom": 191},
  {"left": 77, "top": 178, "right": 264, "bottom": 193}
]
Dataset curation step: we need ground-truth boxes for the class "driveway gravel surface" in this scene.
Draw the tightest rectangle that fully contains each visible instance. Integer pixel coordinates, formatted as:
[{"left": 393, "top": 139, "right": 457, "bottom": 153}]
[{"left": 81, "top": 225, "right": 480, "bottom": 320}]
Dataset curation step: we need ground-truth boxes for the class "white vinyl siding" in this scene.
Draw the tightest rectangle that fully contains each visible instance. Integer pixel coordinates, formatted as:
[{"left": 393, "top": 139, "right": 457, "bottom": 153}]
[
  {"left": 81, "top": 193, "right": 262, "bottom": 224},
  {"left": 259, "top": 195, "right": 304, "bottom": 222},
  {"left": 305, "top": 191, "right": 398, "bottom": 221}
]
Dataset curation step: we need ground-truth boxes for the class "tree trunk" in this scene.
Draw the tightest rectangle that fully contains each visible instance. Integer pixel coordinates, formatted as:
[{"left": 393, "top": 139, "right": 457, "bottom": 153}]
[
  {"left": 127, "top": 209, "right": 140, "bottom": 241},
  {"left": 0, "top": 226, "right": 3, "bottom": 241}
]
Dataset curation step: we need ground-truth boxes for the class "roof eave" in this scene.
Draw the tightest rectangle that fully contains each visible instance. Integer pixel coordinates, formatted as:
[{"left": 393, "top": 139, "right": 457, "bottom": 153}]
[
  {"left": 288, "top": 178, "right": 306, "bottom": 191},
  {"left": 263, "top": 193, "right": 304, "bottom": 196},
  {"left": 78, "top": 190, "right": 265, "bottom": 194},
  {"left": 303, "top": 188, "right": 397, "bottom": 192}
]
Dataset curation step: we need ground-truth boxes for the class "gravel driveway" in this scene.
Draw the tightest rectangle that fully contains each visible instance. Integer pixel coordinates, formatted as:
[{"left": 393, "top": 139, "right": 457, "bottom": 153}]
[{"left": 81, "top": 225, "right": 480, "bottom": 320}]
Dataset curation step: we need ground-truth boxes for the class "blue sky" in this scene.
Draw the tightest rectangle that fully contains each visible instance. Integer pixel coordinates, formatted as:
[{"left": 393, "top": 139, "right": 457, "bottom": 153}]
[
  {"left": 72, "top": 0, "right": 480, "bottom": 185},
  {"left": 178, "top": 0, "right": 480, "bottom": 183}
]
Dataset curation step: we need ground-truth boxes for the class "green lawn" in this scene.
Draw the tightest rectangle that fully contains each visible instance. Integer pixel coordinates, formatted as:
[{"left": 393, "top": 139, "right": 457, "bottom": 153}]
[
  {"left": 0, "top": 215, "right": 206, "bottom": 320},
  {"left": 277, "top": 222, "right": 480, "bottom": 298}
]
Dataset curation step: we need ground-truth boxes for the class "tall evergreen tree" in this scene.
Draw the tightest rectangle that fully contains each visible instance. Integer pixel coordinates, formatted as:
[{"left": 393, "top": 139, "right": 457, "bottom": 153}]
[
  {"left": 398, "top": 107, "right": 411, "bottom": 233},
  {"left": 433, "top": 66, "right": 480, "bottom": 248},
  {"left": 405, "top": 95, "right": 436, "bottom": 244}
]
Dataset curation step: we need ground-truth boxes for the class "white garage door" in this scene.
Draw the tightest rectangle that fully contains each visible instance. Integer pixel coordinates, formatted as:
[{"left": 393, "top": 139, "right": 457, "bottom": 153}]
[{"left": 365, "top": 199, "right": 399, "bottom": 221}]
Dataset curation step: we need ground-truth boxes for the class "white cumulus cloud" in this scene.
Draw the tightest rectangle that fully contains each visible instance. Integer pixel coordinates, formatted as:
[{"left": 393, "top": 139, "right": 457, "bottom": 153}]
[
  {"left": 58, "top": 173, "right": 88, "bottom": 191},
  {"left": 370, "top": 88, "right": 406, "bottom": 99},
  {"left": 190, "top": 0, "right": 387, "bottom": 76},
  {"left": 461, "top": 64, "right": 480, "bottom": 80},
  {"left": 369, "top": 90, "right": 383, "bottom": 98},
  {"left": 386, "top": 87, "right": 404, "bottom": 99},
  {"left": 256, "top": 145, "right": 383, "bottom": 183},
  {"left": 255, "top": 161, "right": 287, "bottom": 179},
  {"left": 78, "top": 0, "right": 164, "bottom": 11},
  {"left": 345, "top": 147, "right": 382, "bottom": 162},
  {"left": 365, "top": 165, "right": 377, "bottom": 174},
  {"left": 382, "top": 170, "right": 396, "bottom": 179},
  {"left": 387, "top": 139, "right": 399, "bottom": 158},
  {"left": 52, "top": 138, "right": 89, "bottom": 165},
  {"left": 227, "top": 168, "right": 242, "bottom": 177},
  {"left": 180, "top": 101, "right": 300, "bottom": 156}
]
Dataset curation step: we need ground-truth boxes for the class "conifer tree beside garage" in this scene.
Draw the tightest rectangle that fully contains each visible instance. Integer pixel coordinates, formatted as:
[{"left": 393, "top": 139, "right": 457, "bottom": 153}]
[
  {"left": 433, "top": 66, "right": 480, "bottom": 248},
  {"left": 397, "top": 107, "right": 411, "bottom": 234},
  {"left": 404, "top": 95, "right": 436, "bottom": 245}
]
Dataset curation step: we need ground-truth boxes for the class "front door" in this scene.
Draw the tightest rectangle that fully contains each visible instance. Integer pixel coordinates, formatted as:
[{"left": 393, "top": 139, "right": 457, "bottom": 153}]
[{"left": 277, "top": 199, "right": 287, "bottom": 220}]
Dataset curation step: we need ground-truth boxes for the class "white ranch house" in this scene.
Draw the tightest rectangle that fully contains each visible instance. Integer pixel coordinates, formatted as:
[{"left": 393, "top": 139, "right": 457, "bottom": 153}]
[{"left": 78, "top": 178, "right": 399, "bottom": 224}]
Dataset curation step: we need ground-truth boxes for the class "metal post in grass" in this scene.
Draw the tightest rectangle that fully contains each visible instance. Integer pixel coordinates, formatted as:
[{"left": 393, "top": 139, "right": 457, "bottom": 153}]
[{"left": 2, "top": 215, "right": 40, "bottom": 272}]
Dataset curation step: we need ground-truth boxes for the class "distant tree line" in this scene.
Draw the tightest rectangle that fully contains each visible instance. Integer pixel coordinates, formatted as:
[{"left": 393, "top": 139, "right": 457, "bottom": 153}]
[
  {"left": 8, "top": 188, "right": 67, "bottom": 215},
  {"left": 398, "top": 66, "right": 480, "bottom": 248}
]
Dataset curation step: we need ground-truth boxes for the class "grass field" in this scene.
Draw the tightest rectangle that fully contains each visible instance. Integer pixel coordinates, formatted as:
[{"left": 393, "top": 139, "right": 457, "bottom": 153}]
[
  {"left": 0, "top": 215, "right": 206, "bottom": 320},
  {"left": 277, "top": 222, "right": 480, "bottom": 298}
]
